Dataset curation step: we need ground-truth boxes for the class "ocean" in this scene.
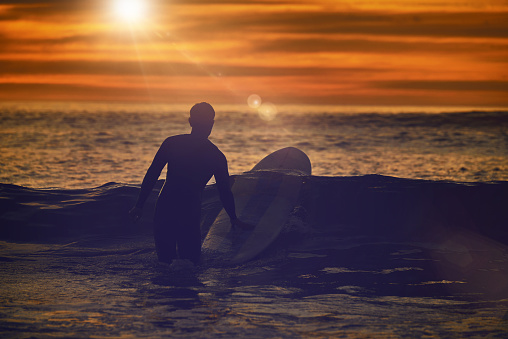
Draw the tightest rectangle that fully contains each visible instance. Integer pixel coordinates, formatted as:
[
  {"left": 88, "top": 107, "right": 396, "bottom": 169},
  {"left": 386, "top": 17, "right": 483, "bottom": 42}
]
[
  {"left": 1, "top": 102, "right": 507, "bottom": 187},
  {"left": 1, "top": 102, "right": 508, "bottom": 337}
]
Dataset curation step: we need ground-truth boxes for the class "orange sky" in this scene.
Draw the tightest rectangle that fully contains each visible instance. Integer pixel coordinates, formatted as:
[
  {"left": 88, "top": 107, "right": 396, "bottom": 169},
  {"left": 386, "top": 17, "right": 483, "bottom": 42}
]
[{"left": 0, "top": 0, "right": 507, "bottom": 106}]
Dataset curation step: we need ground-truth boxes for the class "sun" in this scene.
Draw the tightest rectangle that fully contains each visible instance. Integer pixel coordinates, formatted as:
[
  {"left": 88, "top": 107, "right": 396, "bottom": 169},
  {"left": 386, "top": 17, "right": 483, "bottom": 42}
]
[{"left": 113, "top": 0, "right": 146, "bottom": 22}]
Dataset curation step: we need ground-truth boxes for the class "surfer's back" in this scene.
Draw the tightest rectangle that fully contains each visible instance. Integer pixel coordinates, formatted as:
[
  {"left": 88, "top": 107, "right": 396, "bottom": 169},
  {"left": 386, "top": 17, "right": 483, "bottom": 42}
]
[{"left": 158, "top": 134, "right": 227, "bottom": 201}]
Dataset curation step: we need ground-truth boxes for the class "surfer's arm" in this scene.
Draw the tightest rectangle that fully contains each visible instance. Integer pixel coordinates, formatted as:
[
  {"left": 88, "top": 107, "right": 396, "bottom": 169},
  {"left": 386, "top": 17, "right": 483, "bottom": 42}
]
[
  {"left": 216, "top": 175, "right": 237, "bottom": 222},
  {"left": 216, "top": 171, "right": 255, "bottom": 230},
  {"left": 133, "top": 140, "right": 168, "bottom": 210},
  {"left": 214, "top": 157, "right": 255, "bottom": 230},
  {"left": 215, "top": 157, "right": 238, "bottom": 222}
]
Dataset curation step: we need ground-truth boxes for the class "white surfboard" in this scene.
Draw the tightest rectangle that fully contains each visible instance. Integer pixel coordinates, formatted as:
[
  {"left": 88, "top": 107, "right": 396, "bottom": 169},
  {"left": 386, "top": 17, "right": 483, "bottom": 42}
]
[{"left": 202, "top": 147, "right": 311, "bottom": 264}]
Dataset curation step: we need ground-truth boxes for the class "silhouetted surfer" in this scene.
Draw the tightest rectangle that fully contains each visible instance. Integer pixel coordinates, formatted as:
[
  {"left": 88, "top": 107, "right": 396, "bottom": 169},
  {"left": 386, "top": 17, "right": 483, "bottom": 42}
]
[{"left": 129, "top": 102, "right": 248, "bottom": 266}]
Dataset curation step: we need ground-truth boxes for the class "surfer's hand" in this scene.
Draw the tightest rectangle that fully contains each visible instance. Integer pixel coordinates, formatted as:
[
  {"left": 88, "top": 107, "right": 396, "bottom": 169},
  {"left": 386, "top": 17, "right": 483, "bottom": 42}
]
[
  {"left": 231, "top": 218, "right": 255, "bottom": 230},
  {"left": 129, "top": 206, "right": 143, "bottom": 223}
]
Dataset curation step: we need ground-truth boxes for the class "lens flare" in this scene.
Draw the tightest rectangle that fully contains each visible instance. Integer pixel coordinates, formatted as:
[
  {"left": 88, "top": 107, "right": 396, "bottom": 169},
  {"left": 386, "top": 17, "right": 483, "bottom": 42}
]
[
  {"left": 247, "top": 94, "right": 262, "bottom": 109},
  {"left": 258, "top": 102, "right": 278, "bottom": 121}
]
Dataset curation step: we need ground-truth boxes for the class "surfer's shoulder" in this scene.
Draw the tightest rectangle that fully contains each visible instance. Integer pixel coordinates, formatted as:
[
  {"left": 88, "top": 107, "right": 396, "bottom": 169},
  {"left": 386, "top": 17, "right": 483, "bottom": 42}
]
[
  {"left": 161, "top": 134, "right": 189, "bottom": 146},
  {"left": 169, "top": 134, "right": 189, "bottom": 141}
]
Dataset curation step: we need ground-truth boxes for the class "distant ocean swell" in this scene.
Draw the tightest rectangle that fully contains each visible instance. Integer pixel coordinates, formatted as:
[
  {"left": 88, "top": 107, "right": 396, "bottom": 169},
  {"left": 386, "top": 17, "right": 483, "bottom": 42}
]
[
  {"left": 1, "top": 104, "right": 507, "bottom": 188},
  {"left": 1, "top": 173, "right": 507, "bottom": 247}
]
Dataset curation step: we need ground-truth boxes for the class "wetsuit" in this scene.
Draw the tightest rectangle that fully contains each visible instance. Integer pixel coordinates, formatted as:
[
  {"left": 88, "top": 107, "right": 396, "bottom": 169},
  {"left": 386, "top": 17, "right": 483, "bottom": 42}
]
[{"left": 135, "top": 133, "right": 237, "bottom": 265}]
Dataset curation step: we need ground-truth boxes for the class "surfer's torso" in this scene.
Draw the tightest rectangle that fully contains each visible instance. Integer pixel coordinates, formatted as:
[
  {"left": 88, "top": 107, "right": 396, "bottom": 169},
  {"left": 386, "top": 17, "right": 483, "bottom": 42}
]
[{"left": 154, "top": 134, "right": 228, "bottom": 208}]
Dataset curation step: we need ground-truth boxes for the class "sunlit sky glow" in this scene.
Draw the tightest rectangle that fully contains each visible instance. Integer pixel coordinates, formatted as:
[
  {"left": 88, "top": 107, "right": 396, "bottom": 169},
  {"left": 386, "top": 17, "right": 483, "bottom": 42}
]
[
  {"left": 112, "top": 0, "right": 147, "bottom": 23},
  {"left": 0, "top": 0, "right": 507, "bottom": 106}
]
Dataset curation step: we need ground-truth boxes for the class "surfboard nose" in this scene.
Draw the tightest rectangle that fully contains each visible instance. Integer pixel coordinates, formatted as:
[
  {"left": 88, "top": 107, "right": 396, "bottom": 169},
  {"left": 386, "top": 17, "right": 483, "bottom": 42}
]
[{"left": 250, "top": 147, "right": 311, "bottom": 175}]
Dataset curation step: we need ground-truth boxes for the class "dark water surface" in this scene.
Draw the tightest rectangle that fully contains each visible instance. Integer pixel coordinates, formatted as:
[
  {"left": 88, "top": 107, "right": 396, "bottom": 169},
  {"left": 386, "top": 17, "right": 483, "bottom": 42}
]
[
  {"left": 1, "top": 174, "right": 508, "bottom": 337},
  {"left": 1, "top": 235, "right": 507, "bottom": 338}
]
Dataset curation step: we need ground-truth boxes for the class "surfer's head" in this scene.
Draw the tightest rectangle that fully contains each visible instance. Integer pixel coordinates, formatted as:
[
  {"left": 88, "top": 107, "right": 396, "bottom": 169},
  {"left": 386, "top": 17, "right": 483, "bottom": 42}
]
[{"left": 189, "top": 102, "right": 215, "bottom": 137}]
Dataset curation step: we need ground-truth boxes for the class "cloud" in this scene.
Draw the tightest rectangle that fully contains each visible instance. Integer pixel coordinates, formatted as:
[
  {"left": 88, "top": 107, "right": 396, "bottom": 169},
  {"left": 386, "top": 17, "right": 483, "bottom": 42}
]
[
  {"left": 0, "top": 59, "right": 383, "bottom": 78},
  {"left": 197, "top": 10, "right": 508, "bottom": 39},
  {"left": 254, "top": 37, "right": 506, "bottom": 55},
  {"left": 0, "top": 82, "right": 150, "bottom": 102},
  {"left": 375, "top": 80, "right": 508, "bottom": 92},
  {"left": 0, "top": 1, "right": 96, "bottom": 19}
]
